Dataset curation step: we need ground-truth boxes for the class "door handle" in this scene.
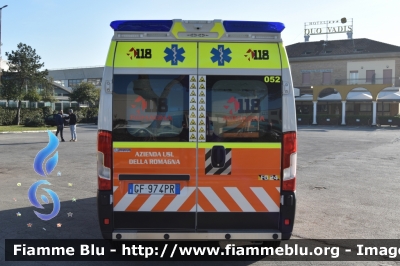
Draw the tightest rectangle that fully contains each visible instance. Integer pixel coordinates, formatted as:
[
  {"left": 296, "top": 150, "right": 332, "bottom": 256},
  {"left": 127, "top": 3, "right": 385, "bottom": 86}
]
[{"left": 211, "top": 146, "right": 225, "bottom": 168}]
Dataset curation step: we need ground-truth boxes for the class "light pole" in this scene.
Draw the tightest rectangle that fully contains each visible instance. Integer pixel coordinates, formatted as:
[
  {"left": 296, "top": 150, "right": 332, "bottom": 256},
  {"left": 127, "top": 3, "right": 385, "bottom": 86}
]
[
  {"left": 0, "top": 5, "right": 7, "bottom": 60},
  {"left": 0, "top": 5, "right": 6, "bottom": 106}
]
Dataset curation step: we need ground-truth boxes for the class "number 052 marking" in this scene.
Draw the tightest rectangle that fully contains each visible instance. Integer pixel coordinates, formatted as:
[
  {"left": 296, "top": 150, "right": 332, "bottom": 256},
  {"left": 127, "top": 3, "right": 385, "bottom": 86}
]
[{"left": 264, "top": 76, "right": 281, "bottom": 83}]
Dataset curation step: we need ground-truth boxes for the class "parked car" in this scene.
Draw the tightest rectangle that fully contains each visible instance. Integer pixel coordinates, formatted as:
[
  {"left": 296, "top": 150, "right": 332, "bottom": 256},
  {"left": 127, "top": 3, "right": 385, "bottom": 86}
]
[{"left": 44, "top": 114, "right": 69, "bottom": 126}]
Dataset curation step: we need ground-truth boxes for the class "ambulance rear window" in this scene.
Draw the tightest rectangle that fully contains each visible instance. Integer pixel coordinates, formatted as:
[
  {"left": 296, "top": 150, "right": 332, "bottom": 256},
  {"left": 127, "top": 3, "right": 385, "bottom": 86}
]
[
  {"left": 112, "top": 74, "right": 189, "bottom": 142},
  {"left": 111, "top": 74, "right": 282, "bottom": 142},
  {"left": 206, "top": 75, "right": 282, "bottom": 142}
]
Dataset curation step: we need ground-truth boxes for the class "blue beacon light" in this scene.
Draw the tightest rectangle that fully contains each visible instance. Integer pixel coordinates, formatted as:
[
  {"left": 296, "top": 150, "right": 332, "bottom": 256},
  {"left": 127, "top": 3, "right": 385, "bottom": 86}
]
[
  {"left": 110, "top": 20, "right": 285, "bottom": 33},
  {"left": 110, "top": 20, "right": 173, "bottom": 32},
  {"left": 223, "top": 21, "right": 285, "bottom": 33}
]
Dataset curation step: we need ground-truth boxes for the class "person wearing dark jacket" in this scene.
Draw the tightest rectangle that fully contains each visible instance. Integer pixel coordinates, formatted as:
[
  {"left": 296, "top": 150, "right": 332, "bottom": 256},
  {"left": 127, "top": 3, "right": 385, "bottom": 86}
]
[
  {"left": 55, "top": 110, "right": 65, "bottom": 142},
  {"left": 68, "top": 109, "right": 77, "bottom": 142}
]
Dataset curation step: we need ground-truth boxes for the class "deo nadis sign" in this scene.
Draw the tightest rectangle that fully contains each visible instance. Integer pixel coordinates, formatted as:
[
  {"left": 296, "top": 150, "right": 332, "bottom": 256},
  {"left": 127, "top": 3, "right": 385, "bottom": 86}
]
[{"left": 304, "top": 18, "right": 353, "bottom": 38}]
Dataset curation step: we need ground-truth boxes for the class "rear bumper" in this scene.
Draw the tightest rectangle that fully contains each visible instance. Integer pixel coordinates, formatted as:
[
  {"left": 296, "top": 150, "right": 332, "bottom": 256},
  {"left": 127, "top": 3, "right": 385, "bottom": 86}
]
[
  {"left": 98, "top": 190, "right": 295, "bottom": 241},
  {"left": 112, "top": 230, "right": 282, "bottom": 241}
]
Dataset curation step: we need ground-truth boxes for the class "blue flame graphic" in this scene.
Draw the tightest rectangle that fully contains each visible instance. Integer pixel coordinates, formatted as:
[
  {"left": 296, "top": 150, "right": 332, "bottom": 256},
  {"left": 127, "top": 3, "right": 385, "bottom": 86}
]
[
  {"left": 28, "top": 180, "right": 60, "bottom": 221},
  {"left": 29, "top": 131, "right": 61, "bottom": 221},
  {"left": 33, "top": 130, "right": 59, "bottom": 176}
]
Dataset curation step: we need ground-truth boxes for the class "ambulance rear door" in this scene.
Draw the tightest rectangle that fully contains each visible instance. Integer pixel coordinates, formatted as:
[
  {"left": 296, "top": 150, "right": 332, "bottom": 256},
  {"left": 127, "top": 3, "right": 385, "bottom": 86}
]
[
  {"left": 111, "top": 41, "right": 198, "bottom": 231},
  {"left": 195, "top": 42, "right": 283, "bottom": 236}
]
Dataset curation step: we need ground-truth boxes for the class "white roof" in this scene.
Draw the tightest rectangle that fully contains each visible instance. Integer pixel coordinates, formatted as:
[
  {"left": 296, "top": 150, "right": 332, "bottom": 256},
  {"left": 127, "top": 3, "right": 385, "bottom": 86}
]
[
  {"left": 318, "top": 93, "right": 342, "bottom": 101},
  {"left": 295, "top": 94, "right": 313, "bottom": 101},
  {"left": 378, "top": 90, "right": 400, "bottom": 101},
  {"left": 296, "top": 87, "right": 400, "bottom": 102},
  {"left": 345, "top": 91, "right": 372, "bottom": 101}
]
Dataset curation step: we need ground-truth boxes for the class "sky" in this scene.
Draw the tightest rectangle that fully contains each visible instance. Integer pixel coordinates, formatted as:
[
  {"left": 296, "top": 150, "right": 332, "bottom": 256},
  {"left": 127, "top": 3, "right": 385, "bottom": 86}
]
[{"left": 1, "top": 0, "right": 399, "bottom": 70}]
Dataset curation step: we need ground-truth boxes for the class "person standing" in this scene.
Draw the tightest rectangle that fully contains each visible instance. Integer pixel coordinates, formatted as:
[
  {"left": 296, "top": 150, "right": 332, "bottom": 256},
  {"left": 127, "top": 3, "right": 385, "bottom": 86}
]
[
  {"left": 69, "top": 109, "right": 77, "bottom": 142},
  {"left": 55, "top": 110, "right": 65, "bottom": 142}
]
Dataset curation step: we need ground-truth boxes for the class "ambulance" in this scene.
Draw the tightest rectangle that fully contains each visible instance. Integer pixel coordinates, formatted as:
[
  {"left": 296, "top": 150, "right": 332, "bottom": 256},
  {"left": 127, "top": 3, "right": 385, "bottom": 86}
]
[{"left": 97, "top": 19, "right": 297, "bottom": 245}]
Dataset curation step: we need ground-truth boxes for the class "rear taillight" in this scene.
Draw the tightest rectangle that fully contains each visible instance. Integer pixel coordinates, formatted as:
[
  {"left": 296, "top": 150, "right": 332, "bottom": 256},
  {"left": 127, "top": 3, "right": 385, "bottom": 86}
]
[
  {"left": 282, "top": 132, "right": 297, "bottom": 191},
  {"left": 98, "top": 130, "right": 112, "bottom": 190}
]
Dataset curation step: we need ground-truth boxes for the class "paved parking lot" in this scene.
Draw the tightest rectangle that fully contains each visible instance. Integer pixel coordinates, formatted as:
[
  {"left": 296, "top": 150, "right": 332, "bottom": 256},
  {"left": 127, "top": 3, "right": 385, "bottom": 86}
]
[{"left": 0, "top": 124, "right": 399, "bottom": 265}]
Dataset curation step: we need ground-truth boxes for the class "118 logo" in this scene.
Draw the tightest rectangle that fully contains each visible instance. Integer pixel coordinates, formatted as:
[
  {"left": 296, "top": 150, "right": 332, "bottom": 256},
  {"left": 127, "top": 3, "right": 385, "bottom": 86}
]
[{"left": 127, "top": 47, "right": 152, "bottom": 59}]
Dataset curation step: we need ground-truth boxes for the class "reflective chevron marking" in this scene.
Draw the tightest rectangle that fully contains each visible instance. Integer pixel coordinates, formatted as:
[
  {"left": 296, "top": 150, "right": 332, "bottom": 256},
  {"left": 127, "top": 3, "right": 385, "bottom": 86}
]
[
  {"left": 165, "top": 187, "right": 196, "bottom": 211},
  {"left": 114, "top": 193, "right": 138, "bottom": 211},
  {"left": 205, "top": 148, "right": 232, "bottom": 175},
  {"left": 199, "top": 187, "right": 229, "bottom": 212},
  {"left": 138, "top": 194, "right": 165, "bottom": 211},
  {"left": 113, "top": 186, "right": 280, "bottom": 212},
  {"left": 251, "top": 187, "right": 279, "bottom": 212},
  {"left": 225, "top": 187, "right": 255, "bottom": 212},
  {"left": 190, "top": 204, "right": 204, "bottom": 212}
]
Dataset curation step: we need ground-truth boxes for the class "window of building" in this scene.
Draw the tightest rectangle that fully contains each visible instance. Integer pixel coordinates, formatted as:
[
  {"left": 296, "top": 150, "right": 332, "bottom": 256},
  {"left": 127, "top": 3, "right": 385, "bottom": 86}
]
[
  {"left": 345, "top": 102, "right": 354, "bottom": 112},
  {"left": 349, "top": 71, "right": 358, "bottom": 85},
  {"left": 317, "top": 103, "right": 328, "bottom": 113},
  {"left": 377, "top": 102, "right": 390, "bottom": 112},
  {"left": 366, "top": 70, "right": 375, "bottom": 83},
  {"left": 87, "top": 78, "right": 102, "bottom": 86},
  {"left": 71, "top": 102, "right": 79, "bottom": 108},
  {"left": 54, "top": 80, "right": 65, "bottom": 86},
  {"left": 68, "top": 79, "right": 83, "bottom": 87},
  {"left": 383, "top": 69, "right": 392, "bottom": 85},
  {"left": 302, "top": 72, "right": 310, "bottom": 85},
  {"left": 322, "top": 72, "right": 331, "bottom": 85},
  {"left": 360, "top": 103, "right": 372, "bottom": 112}
]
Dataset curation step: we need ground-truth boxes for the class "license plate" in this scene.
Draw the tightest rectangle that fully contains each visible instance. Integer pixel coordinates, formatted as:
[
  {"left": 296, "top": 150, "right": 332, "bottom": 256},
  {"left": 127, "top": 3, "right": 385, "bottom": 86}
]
[{"left": 128, "top": 184, "right": 180, "bottom": 194}]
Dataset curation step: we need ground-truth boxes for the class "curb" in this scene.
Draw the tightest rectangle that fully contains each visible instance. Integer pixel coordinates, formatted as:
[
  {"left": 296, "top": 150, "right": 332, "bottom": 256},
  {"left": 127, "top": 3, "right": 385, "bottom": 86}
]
[
  {"left": 0, "top": 124, "right": 97, "bottom": 134},
  {"left": 0, "top": 130, "right": 57, "bottom": 134}
]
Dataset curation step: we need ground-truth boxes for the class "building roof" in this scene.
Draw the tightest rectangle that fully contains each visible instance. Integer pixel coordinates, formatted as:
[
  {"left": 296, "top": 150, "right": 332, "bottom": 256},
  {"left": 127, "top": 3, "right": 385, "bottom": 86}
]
[
  {"left": 48, "top": 66, "right": 103, "bottom": 80},
  {"left": 286, "top": 38, "right": 400, "bottom": 58}
]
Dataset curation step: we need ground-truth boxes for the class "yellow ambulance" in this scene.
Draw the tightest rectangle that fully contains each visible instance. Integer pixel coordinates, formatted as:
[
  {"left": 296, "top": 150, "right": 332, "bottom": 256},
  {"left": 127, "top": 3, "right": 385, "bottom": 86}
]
[{"left": 97, "top": 19, "right": 297, "bottom": 245}]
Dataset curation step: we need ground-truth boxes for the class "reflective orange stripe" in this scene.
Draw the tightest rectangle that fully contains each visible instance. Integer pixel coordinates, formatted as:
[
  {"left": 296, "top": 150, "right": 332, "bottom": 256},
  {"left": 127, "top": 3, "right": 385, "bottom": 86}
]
[
  {"left": 126, "top": 194, "right": 151, "bottom": 211},
  {"left": 177, "top": 191, "right": 196, "bottom": 212},
  {"left": 197, "top": 190, "right": 217, "bottom": 212},
  {"left": 212, "top": 186, "right": 242, "bottom": 212},
  {"left": 237, "top": 187, "right": 269, "bottom": 212}
]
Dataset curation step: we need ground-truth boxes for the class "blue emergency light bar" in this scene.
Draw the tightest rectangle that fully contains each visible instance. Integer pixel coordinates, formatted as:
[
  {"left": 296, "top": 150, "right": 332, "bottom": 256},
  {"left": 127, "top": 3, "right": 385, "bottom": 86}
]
[
  {"left": 223, "top": 20, "right": 285, "bottom": 33},
  {"left": 110, "top": 20, "right": 173, "bottom": 32},
  {"left": 110, "top": 20, "right": 285, "bottom": 33}
]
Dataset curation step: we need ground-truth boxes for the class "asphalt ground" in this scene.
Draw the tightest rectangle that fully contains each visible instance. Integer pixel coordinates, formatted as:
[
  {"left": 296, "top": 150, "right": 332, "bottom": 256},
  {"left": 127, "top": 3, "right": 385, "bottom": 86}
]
[{"left": 0, "top": 124, "right": 400, "bottom": 265}]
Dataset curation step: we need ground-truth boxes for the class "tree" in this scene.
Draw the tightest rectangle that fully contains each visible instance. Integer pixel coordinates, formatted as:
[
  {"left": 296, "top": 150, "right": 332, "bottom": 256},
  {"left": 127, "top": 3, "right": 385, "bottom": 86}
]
[
  {"left": 23, "top": 87, "right": 41, "bottom": 105},
  {"left": 1, "top": 43, "right": 48, "bottom": 125},
  {"left": 40, "top": 77, "right": 57, "bottom": 104},
  {"left": 0, "top": 74, "right": 19, "bottom": 107},
  {"left": 69, "top": 81, "right": 99, "bottom": 107}
]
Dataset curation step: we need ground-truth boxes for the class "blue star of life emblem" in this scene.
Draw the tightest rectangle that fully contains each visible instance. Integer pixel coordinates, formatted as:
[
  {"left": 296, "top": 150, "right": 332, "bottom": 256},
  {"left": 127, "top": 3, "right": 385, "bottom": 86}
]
[
  {"left": 211, "top": 45, "right": 232, "bottom": 66},
  {"left": 164, "top": 44, "right": 185, "bottom": 65}
]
